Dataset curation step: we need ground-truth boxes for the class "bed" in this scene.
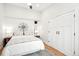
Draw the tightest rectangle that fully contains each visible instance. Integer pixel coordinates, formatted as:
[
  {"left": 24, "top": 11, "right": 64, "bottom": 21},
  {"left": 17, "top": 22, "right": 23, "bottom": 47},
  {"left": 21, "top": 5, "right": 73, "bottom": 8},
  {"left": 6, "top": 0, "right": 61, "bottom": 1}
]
[{"left": 1, "top": 35, "right": 45, "bottom": 56}]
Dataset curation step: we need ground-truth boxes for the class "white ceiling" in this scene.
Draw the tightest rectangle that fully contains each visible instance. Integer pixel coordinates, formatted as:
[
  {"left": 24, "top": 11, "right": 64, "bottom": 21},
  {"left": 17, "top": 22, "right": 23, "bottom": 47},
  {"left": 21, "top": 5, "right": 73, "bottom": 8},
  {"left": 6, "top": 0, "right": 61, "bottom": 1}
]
[{"left": 9, "top": 3, "right": 53, "bottom": 12}]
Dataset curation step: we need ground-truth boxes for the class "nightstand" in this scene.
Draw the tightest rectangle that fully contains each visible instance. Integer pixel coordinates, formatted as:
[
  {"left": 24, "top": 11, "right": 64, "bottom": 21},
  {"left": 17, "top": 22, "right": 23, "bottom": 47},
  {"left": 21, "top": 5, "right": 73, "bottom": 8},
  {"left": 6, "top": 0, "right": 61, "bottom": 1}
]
[
  {"left": 3, "top": 37, "right": 12, "bottom": 47},
  {"left": 35, "top": 35, "right": 40, "bottom": 38}
]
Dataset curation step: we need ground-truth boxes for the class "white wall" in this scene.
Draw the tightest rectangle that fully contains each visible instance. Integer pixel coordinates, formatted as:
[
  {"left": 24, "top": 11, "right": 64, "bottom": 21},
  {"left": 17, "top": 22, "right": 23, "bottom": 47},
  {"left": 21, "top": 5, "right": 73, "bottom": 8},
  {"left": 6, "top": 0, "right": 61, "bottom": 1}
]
[
  {"left": 0, "top": 3, "right": 41, "bottom": 43},
  {"left": 2, "top": 18, "right": 34, "bottom": 37},
  {"left": 40, "top": 3, "right": 79, "bottom": 43},
  {"left": 0, "top": 4, "right": 4, "bottom": 43},
  {"left": 4, "top": 3, "right": 41, "bottom": 21}
]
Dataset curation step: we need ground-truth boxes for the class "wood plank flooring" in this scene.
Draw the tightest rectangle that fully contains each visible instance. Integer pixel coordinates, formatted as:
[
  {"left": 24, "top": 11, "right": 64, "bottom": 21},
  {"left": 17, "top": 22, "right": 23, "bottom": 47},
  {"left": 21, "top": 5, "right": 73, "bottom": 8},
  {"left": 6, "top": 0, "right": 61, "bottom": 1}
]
[{"left": 44, "top": 43, "right": 65, "bottom": 56}]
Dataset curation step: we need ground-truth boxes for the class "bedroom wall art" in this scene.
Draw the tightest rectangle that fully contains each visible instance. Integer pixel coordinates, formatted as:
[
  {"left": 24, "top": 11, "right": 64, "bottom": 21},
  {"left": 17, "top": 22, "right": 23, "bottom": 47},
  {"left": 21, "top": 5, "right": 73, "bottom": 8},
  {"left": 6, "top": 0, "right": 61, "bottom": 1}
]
[
  {"left": 2, "top": 18, "right": 34, "bottom": 38},
  {"left": 18, "top": 23, "right": 28, "bottom": 35}
]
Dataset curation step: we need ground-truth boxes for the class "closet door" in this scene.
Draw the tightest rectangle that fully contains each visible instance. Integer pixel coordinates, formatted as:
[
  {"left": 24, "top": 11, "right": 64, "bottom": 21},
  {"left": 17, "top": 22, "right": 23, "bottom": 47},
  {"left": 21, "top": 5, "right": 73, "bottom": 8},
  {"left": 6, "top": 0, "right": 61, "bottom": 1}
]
[
  {"left": 48, "top": 25, "right": 64, "bottom": 52},
  {"left": 48, "top": 11, "right": 75, "bottom": 56},
  {"left": 75, "top": 8, "right": 79, "bottom": 56}
]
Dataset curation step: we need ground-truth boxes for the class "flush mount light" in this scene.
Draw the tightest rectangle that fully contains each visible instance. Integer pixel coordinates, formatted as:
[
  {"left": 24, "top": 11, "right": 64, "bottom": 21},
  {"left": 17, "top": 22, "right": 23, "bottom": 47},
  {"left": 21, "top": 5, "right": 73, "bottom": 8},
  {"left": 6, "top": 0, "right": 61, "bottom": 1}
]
[{"left": 27, "top": 3, "right": 32, "bottom": 9}]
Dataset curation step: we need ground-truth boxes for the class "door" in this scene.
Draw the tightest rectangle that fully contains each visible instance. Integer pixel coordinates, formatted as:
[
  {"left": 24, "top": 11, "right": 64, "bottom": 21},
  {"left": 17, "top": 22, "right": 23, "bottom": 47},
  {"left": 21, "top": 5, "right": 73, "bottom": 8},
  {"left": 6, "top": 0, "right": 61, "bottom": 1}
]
[
  {"left": 48, "top": 11, "right": 75, "bottom": 56},
  {"left": 75, "top": 8, "right": 79, "bottom": 56}
]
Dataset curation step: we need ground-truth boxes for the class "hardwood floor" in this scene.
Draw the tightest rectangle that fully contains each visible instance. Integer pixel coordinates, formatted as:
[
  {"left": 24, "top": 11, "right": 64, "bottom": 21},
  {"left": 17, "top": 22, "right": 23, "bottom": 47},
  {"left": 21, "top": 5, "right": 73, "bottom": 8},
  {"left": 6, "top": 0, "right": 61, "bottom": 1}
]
[{"left": 44, "top": 43, "right": 65, "bottom": 56}]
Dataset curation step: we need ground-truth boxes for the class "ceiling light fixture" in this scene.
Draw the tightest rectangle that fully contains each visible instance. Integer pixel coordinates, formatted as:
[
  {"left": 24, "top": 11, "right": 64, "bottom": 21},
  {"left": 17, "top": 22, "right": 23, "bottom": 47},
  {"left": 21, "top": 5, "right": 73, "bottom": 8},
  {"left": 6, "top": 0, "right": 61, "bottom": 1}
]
[{"left": 27, "top": 3, "right": 32, "bottom": 9}]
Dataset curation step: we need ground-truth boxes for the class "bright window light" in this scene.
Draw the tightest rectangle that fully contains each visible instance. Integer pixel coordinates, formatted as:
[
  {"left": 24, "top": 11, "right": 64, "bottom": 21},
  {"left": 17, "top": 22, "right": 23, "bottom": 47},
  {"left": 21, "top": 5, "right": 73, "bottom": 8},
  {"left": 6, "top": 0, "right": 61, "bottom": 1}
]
[{"left": 3, "top": 26, "right": 13, "bottom": 34}]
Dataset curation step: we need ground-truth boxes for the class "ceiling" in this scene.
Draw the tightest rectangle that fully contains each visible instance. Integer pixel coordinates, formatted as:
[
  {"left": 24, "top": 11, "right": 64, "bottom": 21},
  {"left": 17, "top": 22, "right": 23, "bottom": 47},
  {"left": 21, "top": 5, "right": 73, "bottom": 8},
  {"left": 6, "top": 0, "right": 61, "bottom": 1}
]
[{"left": 9, "top": 3, "right": 53, "bottom": 12}]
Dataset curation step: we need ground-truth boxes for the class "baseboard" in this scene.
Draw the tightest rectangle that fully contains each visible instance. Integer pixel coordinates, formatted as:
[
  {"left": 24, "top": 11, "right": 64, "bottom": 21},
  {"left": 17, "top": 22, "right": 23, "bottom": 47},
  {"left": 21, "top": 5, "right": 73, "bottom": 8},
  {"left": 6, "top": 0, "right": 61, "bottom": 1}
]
[{"left": 44, "top": 43, "right": 65, "bottom": 56}]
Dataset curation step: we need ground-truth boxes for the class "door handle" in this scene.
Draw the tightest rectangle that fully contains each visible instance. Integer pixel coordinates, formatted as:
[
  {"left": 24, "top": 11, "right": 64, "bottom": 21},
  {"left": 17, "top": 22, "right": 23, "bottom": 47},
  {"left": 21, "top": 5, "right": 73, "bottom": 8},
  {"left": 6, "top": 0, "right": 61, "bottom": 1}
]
[{"left": 56, "top": 31, "right": 60, "bottom": 35}]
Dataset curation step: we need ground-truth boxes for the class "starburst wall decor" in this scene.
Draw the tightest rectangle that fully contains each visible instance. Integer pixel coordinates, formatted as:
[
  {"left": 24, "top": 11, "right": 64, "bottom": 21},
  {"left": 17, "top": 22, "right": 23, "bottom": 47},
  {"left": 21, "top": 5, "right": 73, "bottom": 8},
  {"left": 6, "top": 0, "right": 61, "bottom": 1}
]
[{"left": 18, "top": 23, "right": 28, "bottom": 35}]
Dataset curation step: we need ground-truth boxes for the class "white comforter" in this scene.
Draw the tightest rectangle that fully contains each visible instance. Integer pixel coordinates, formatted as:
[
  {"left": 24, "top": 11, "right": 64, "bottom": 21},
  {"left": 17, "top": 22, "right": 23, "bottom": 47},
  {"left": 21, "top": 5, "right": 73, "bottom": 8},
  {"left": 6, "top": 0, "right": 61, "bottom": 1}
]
[{"left": 1, "top": 35, "right": 45, "bottom": 56}]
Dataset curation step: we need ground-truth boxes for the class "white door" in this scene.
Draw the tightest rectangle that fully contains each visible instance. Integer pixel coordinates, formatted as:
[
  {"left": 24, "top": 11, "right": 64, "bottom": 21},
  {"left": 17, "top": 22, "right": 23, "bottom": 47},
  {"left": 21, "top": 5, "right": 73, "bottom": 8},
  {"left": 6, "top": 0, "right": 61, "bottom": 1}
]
[
  {"left": 75, "top": 8, "right": 79, "bottom": 56},
  {"left": 48, "top": 11, "right": 75, "bottom": 56}
]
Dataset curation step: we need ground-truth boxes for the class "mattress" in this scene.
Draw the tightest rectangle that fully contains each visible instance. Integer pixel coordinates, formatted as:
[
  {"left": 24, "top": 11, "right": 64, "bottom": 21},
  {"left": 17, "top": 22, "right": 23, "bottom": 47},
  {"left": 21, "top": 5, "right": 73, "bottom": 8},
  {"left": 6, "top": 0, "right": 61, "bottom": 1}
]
[{"left": 1, "top": 35, "right": 45, "bottom": 56}]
